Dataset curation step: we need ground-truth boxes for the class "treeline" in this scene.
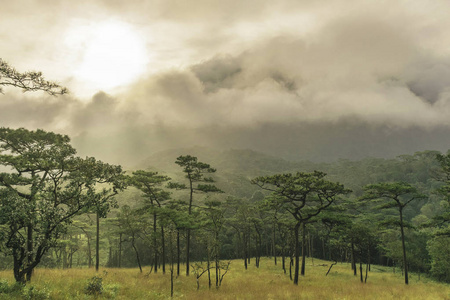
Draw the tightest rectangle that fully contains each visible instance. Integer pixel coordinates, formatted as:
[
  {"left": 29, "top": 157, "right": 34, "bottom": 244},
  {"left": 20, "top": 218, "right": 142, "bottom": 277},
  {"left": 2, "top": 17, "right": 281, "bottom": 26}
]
[{"left": 0, "top": 128, "right": 449, "bottom": 287}]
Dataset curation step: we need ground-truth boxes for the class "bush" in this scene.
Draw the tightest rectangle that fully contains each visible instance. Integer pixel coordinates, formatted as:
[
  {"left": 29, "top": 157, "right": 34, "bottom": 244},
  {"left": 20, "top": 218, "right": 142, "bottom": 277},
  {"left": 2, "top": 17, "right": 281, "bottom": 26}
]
[
  {"left": 85, "top": 276, "right": 103, "bottom": 296},
  {"left": 103, "top": 283, "right": 120, "bottom": 299},
  {"left": 22, "top": 285, "right": 50, "bottom": 300},
  {"left": 0, "top": 280, "right": 10, "bottom": 293},
  {"left": 0, "top": 281, "right": 49, "bottom": 299},
  {"left": 0, "top": 280, "right": 24, "bottom": 295}
]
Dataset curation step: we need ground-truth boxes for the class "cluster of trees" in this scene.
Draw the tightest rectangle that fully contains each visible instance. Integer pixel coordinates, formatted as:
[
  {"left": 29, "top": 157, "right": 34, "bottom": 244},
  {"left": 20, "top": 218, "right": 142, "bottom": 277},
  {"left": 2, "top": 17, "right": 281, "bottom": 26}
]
[
  {"left": 1, "top": 126, "right": 449, "bottom": 288},
  {"left": 0, "top": 128, "right": 126, "bottom": 283}
]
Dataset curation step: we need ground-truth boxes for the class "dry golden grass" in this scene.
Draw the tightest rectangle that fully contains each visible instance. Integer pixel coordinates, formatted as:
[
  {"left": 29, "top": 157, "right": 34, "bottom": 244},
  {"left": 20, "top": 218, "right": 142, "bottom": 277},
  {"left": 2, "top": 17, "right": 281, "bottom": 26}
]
[{"left": 0, "top": 258, "right": 449, "bottom": 299}]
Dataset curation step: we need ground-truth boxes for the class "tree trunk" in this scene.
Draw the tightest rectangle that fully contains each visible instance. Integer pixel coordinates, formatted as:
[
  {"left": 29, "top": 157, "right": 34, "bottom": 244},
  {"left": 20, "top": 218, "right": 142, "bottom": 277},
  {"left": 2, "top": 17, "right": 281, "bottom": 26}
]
[
  {"left": 118, "top": 233, "right": 122, "bottom": 268},
  {"left": 322, "top": 239, "right": 326, "bottom": 260},
  {"left": 26, "top": 224, "right": 33, "bottom": 281},
  {"left": 301, "top": 222, "right": 306, "bottom": 276},
  {"left": 399, "top": 208, "right": 409, "bottom": 285},
  {"left": 108, "top": 246, "right": 112, "bottom": 268},
  {"left": 215, "top": 232, "right": 220, "bottom": 288},
  {"left": 69, "top": 246, "right": 75, "bottom": 268},
  {"left": 170, "top": 230, "right": 174, "bottom": 298},
  {"left": 243, "top": 232, "right": 248, "bottom": 270},
  {"left": 177, "top": 230, "right": 180, "bottom": 276},
  {"left": 365, "top": 245, "right": 370, "bottom": 283},
  {"left": 96, "top": 212, "right": 100, "bottom": 272},
  {"left": 247, "top": 233, "right": 251, "bottom": 265},
  {"left": 186, "top": 229, "right": 191, "bottom": 276},
  {"left": 13, "top": 246, "right": 25, "bottom": 284},
  {"left": 215, "top": 255, "right": 219, "bottom": 289},
  {"left": 161, "top": 225, "right": 166, "bottom": 274},
  {"left": 207, "top": 247, "right": 211, "bottom": 289},
  {"left": 88, "top": 234, "right": 92, "bottom": 268},
  {"left": 255, "top": 230, "right": 261, "bottom": 268},
  {"left": 360, "top": 258, "right": 363, "bottom": 283},
  {"left": 79, "top": 226, "right": 92, "bottom": 268},
  {"left": 62, "top": 245, "right": 67, "bottom": 269},
  {"left": 293, "top": 222, "right": 300, "bottom": 285},
  {"left": 351, "top": 241, "right": 356, "bottom": 276},
  {"left": 186, "top": 177, "right": 194, "bottom": 276},
  {"left": 365, "top": 259, "right": 369, "bottom": 283},
  {"left": 154, "top": 212, "right": 158, "bottom": 273},
  {"left": 272, "top": 222, "right": 277, "bottom": 265},
  {"left": 131, "top": 235, "right": 142, "bottom": 273},
  {"left": 326, "top": 260, "right": 337, "bottom": 276},
  {"left": 289, "top": 254, "right": 293, "bottom": 281}
]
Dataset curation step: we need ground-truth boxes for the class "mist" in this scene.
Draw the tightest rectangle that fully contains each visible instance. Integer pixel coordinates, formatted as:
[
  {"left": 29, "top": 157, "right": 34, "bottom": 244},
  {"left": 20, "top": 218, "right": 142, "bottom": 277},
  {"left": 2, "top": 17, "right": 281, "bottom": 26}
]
[{"left": 2, "top": 1, "right": 450, "bottom": 166}]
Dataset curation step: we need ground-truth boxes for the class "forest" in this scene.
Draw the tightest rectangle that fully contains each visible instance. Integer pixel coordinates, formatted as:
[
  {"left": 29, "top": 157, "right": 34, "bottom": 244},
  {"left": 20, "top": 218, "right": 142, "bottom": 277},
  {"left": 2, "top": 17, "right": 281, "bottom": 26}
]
[{"left": 0, "top": 127, "right": 449, "bottom": 299}]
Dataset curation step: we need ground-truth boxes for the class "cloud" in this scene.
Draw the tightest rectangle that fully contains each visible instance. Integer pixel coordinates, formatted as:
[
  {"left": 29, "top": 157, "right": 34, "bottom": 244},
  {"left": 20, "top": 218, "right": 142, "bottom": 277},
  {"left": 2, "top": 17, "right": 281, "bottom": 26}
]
[
  {"left": 0, "top": 92, "right": 77, "bottom": 130},
  {"left": 117, "top": 14, "right": 450, "bottom": 130},
  {"left": 3, "top": 0, "right": 450, "bottom": 166}
]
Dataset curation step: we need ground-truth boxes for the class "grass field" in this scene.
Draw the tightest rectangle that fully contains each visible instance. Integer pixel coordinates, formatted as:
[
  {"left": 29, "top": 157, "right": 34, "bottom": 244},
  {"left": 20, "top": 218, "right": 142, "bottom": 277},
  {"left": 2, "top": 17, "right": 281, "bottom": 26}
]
[{"left": 0, "top": 258, "right": 449, "bottom": 299}]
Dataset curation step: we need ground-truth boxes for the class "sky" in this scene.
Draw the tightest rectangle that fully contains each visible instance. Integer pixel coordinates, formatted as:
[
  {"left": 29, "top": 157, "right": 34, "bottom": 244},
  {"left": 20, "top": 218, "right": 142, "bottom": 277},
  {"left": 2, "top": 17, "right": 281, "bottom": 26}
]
[{"left": 2, "top": 0, "right": 450, "bottom": 167}]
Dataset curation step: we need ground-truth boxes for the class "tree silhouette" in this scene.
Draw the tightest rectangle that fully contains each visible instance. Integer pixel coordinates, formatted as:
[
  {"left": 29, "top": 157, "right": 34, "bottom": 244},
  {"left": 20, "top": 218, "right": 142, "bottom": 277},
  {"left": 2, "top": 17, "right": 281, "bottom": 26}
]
[{"left": 0, "top": 59, "right": 67, "bottom": 95}]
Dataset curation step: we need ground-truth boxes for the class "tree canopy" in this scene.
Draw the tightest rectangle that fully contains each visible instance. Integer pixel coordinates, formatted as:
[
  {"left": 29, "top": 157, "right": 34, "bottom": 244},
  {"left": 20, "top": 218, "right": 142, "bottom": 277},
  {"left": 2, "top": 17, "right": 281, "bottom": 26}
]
[{"left": 0, "top": 127, "right": 124, "bottom": 282}]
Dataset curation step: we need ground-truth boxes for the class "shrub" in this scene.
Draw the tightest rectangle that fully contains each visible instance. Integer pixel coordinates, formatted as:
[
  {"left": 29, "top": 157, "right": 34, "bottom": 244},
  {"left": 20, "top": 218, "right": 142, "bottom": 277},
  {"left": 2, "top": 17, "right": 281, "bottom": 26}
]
[
  {"left": 103, "top": 283, "right": 120, "bottom": 299},
  {"left": 0, "top": 281, "right": 49, "bottom": 299},
  {"left": 0, "top": 280, "right": 24, "bottom": 295},
  {"left": 85, "top": 276, "right": 103, "bottom": 296},
  {"left": 0, "top": 280, "right": 11, "bottom": 294},
  {"left": 22, "top": 285, "right": 50, "bottom": 300}
]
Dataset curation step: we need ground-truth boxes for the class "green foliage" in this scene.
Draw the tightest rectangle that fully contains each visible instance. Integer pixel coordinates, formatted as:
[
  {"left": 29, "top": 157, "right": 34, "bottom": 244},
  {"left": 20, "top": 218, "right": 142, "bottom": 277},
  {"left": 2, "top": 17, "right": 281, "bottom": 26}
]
[
  {"left": 361, "top": 181, "right": 428, "bottom": 284},
  {"left": 129, "top": 170, "right": 171, "bottom": 206},
  {"left": 3, "top": 142, "right": 450, "bottom": 285},
  {"left": 0, "top": 280, "right": 11, "bottom": 293},
  {"left": 0, "top": 280, "right": 49, "bottom": 300},
  {"left": 85, "top": 276, "right": 103, "bottom": 296},
  {"left": 103, "top": 283, "right": 120, "bottom": 299},
  {"left": 362, "top": 182, "right": 426, "bottom": 206},
  {"left": 432, "top": 153, "right": 450, "bottom": 229},
  {"left": 427, "top": 235, "right": 450, "bottom": 282},
  {"left": 171, "top": 155, "right": 223, "bottom": 195},
  {"left": 22, "top": 285, "right": 50, "bottom": 300},
  {"left": 252, "top": 171, "right": 351, "bottom": 222},
  {"left": 0, "top": 127, "right": 125, "bottom": 282},
  {"left": 175, "top": 155, "right": 216, "bottom": 179}
]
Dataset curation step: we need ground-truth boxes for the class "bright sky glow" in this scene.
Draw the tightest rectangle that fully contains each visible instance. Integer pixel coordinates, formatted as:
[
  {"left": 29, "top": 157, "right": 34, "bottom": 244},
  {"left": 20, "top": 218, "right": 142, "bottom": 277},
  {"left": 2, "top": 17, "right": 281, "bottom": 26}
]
[{"left": 67, "top": 20, "right": 148, "bottom": 93}]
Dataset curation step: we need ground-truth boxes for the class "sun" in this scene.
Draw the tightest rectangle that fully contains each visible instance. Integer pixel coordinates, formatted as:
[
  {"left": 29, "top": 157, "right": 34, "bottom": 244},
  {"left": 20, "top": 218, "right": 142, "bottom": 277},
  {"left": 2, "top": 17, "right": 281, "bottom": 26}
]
[{"left": 66, "top": 20, "right": 148, "bottom": 93}]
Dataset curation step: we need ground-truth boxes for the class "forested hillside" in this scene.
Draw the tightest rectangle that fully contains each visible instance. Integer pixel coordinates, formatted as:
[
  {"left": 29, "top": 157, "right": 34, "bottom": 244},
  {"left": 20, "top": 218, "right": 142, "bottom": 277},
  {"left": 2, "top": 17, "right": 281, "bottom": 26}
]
[{"left": 2, "top": 137, "right": 448, "bottom": 288}]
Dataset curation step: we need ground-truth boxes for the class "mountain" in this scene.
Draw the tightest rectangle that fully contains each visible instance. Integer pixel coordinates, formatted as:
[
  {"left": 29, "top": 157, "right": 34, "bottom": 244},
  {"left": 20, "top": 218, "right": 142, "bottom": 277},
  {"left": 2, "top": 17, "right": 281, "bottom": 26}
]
[{"left": 134, "top": 147, "right": 440, "bottom": 202}]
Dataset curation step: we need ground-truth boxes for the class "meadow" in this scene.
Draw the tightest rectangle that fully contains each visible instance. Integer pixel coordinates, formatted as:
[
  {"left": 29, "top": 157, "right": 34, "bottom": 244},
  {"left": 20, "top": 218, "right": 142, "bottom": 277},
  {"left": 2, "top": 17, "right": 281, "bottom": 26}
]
[{"left": 0, "top": 258, "right": 449, "bottom": 299}]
